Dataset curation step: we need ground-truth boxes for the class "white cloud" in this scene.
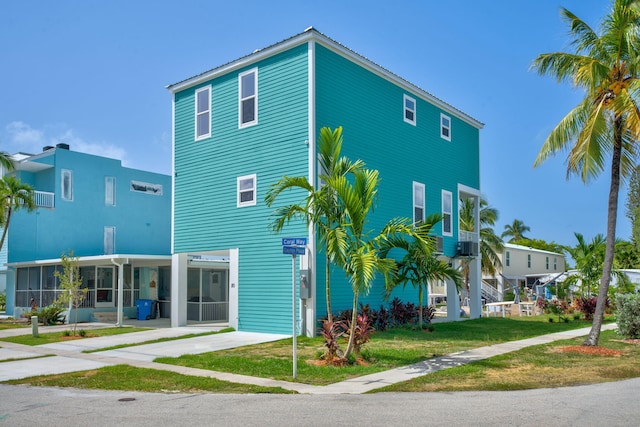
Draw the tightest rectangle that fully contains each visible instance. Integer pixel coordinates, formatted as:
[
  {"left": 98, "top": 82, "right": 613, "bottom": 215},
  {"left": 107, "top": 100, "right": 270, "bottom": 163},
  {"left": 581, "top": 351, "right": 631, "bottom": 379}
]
[
  {"left": 5, "top": 121, "right": 45, "bottom": 151},
  {"left": 3, "top": 122, "right": 128, "bottom": 164}
]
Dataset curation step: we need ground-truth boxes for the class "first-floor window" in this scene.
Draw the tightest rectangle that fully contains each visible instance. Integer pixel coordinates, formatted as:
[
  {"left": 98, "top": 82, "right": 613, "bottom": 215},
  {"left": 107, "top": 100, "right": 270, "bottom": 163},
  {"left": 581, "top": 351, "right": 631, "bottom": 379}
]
[
  {"left": 237, "top": 174, "right": 257, "bottom": 207},
  {"left": 442, "top": 190, "right": 452, "bottom": 236},
  {"left": 413, "top": 182, "right": 425, "bottom": 223},
  {"left": 104, "top": 226, "right": 115, "bottom": 255}
]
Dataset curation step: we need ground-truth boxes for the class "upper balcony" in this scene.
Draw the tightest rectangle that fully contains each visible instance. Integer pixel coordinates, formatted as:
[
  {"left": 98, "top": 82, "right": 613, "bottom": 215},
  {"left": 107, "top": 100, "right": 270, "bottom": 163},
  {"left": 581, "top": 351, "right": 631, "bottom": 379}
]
[{"left": 33, "top": 190, "right": 54, "bottom": 208}]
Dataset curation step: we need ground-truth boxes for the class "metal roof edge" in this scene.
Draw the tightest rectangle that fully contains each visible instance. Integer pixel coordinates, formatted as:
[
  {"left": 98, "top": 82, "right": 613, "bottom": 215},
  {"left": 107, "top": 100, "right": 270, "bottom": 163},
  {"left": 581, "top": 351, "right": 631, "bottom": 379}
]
[{"left": 167, "top": 27, "right": 483, "bottom": 129}]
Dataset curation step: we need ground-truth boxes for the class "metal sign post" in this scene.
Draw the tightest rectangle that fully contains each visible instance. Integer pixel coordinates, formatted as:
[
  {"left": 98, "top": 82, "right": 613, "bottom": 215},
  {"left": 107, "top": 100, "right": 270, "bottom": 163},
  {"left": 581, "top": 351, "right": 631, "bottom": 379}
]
[{"left": 282, "top": 237, "right": 306, "bottom": 379}]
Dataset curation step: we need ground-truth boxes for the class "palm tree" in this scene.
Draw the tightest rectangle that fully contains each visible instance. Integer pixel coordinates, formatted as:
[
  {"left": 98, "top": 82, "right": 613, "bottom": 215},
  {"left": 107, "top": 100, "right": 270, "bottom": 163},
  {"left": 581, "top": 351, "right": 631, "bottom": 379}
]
[
  {"left": 384, "top": 213, "right": 463, "bottom": 329},
  {"left": 265, "top": 126, "right": 363, "bottom": 322},
  {"left": 531, "top": 0, "right": 640, "bottom": 345},
  {"left": 460, "top": 198, "right": 504, "bottom": 276},
  {"left": 327, "top": 168, "right": 420, "bottom": 358},
  {"left": 0, "top": 176, "right": 36, "bottom": 251},
  {"left": 564, "top": 233, "right": 607, "bottom": 297},
  {"left": 501, "top": 219, "right": 530, "bottom": 243},
  {"left": 0, "top": 152, "right": 14, "bottom": 172}
]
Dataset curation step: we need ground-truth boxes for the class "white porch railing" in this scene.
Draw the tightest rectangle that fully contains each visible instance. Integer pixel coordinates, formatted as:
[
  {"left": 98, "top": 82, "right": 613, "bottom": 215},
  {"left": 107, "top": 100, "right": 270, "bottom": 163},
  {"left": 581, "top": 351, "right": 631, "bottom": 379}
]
[
  {"left": 33, "top": 191, "right": 55, "bottom": 208},
  {"left": 187, "top": 301, "right": 229, "bottom": 322}
]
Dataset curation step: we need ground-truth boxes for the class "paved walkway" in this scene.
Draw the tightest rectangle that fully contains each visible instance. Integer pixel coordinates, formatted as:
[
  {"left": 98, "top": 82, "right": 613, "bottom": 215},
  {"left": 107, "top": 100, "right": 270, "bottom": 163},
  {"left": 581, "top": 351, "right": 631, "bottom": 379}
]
[{"left": 0, "top": 321, "right": 618, "bottom": 394}]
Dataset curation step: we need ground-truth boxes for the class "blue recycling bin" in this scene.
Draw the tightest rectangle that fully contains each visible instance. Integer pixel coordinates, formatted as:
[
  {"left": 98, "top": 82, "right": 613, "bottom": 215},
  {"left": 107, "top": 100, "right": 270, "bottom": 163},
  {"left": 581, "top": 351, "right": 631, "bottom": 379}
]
[{"left": 135, "top": 299, "right": 153, "bottom": 320}]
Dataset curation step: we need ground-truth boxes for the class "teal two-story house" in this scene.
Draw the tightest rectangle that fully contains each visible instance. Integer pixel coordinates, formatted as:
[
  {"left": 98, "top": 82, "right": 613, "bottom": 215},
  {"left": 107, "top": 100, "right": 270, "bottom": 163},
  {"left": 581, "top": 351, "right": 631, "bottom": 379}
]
[
  {"left": 167, "top": 28, "right": 484, "bottom": 336},
  {"left": 1, "top": 145, "right": 172, "bottom": 323}
]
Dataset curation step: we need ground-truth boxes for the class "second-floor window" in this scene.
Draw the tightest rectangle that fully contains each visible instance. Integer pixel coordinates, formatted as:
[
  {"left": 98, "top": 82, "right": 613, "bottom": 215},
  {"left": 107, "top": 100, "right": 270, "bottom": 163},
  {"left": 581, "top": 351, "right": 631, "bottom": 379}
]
[
  {"left": 506, "top": 251, "right": 510, "bottom": 267},
  {"left": 105, "top": 176, "right": 116, "bottom": 206},
  {"left": 61, "top": 169, "right": 73, "bottom": 201},
  {"left": 237, "top": 174, "right": 257, "bottom": 207},
  {"left": 546, "top": 256, "right": 549, "bottom": 269},
  {"left": 413, "top": 182, "right": 425, "bottom": 224},
  {"left": 527, "top": 254, "right": 532, "bottom": 268},
  {"left": 239, "top": 68, "right": 258, "bottom": 127},
  {"left": 442, "top": 190, "right": 452, "bottom": 236},
  {"left": 554, "top": 257, "right": 557, "bottom": 270},
  {"left": 195, "top": 86, "right": 211, "bottom": 140},
  {"left": 404, "top": 94, "right": 416, "bottom": 125}
]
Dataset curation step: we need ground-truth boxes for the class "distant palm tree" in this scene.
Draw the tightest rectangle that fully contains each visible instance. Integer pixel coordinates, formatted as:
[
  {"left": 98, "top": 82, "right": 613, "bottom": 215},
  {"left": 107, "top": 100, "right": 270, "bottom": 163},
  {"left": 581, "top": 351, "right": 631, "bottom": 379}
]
[
  {"left": 531, "top": 0, "right": 640, "bottom": 345},
  {"left": 0, "top": 152, "right": 14, "bottom": 172},
  {"left": 501, "top": 219, "right": 530, "bottom": 243},
  {"left": 0, "top": 176, "right": 36, "bottom": 250},
  {"left": 564, "top": 233, "right": 606, "bottom": 297},
  {"left": 460, "top": 198, "right": 504, "bottom": 276}
]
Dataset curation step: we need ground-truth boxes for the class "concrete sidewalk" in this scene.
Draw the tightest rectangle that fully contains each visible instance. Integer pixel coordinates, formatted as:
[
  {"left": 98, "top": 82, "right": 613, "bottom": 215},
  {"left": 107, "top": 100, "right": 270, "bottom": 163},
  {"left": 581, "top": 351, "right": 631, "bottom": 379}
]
[{"left": 0, "top": 322, "right": 618, "bottom": 394}]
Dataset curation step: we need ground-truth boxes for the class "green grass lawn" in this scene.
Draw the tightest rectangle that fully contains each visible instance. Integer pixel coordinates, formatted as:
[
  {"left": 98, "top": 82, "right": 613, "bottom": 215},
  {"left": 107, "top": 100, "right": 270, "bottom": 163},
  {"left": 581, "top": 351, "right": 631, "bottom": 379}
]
[
  {"left": 0, "top": 327, "right": 150, "bottom": 346},
  {"left": 5, "top": 315, "right": 631, "bottom": 394},
  {"left": 154, "top": 316, "right": 604, "bottom": 385},
  {"left": 376, "top": 329, "right": 640, "bottom": 392},
  {"left": 4, "top": 364, "right": 295, "bottom": 394}
]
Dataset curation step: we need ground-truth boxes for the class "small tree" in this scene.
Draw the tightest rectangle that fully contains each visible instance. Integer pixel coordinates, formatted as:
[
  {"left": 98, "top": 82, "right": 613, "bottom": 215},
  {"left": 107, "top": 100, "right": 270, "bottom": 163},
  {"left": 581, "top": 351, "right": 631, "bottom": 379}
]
[
  {"left": 55, "top": 251, "right": 86, "bottom": 336},
  {"left": 616, "top": 293, "right": 640, "bottom": 339}
]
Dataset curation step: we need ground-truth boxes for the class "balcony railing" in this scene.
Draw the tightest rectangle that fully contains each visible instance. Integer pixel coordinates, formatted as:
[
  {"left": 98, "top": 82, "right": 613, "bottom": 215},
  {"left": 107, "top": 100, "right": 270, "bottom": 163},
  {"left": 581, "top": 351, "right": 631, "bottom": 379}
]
[
  {"left": 458, "top": 230, "right": 479, "bottom": 243},
  {"left": 33, "top": 191, "right": 55, "bottom": 208}
]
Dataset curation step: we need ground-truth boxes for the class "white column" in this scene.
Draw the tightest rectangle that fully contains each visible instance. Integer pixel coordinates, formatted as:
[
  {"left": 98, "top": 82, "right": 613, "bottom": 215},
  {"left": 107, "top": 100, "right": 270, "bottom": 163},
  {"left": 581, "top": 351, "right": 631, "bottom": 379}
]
[
  {"left": 469, "top": 256, "right": 482, "bottom": 318},
  {"left": 446, "top": 276, "right": 460, "bottom": 321},
  {"left": 171, "top": 253, "right": 188, "bottom": 327},
  {"left": 228, "top": 249, "right": 239, "bottom": 330}
]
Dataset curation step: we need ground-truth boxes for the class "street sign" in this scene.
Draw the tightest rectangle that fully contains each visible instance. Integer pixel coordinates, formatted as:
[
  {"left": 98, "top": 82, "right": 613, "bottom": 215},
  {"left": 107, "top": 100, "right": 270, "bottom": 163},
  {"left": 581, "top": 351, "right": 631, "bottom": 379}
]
[
  {"left": 282, "top": 237, "right": 307, "bottom": 246},
  {"left": 283, "top": 246, "right": 306, "bottom": 255}
]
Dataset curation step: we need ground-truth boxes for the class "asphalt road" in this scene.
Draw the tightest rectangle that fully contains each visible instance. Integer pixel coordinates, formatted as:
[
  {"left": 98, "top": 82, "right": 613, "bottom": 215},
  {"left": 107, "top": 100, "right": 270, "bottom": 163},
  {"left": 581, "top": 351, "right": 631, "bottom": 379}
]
[{"left": 2, "top": 378, "right": 638, "bottom": 426}]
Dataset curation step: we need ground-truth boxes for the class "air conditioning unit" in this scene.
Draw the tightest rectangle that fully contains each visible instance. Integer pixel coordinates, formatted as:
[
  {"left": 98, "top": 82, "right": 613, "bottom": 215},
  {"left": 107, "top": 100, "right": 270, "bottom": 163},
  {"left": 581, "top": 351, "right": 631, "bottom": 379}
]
[{"left": 458, "top": 241, "right": 479, "bottom": 257}]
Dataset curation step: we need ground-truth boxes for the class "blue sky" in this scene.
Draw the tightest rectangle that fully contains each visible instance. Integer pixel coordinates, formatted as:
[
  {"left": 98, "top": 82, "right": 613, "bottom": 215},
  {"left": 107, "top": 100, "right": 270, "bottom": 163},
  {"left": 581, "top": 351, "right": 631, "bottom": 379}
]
[{"left": 0, "top": 0, "right": 628, "bottom": 248}]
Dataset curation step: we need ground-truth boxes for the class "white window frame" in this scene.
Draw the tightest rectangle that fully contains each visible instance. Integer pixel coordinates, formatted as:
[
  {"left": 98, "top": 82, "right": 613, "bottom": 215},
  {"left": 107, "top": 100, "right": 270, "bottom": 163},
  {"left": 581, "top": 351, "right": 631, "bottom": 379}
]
[
  {"left": 237, "top": 174, "right": 257, "bottom": 207},
  {"left": 441, "top": 190, "right": 453, "bottom": 236},
  {"left": 239, "top": 68, "right": 258, "bottom": 128},
  {"left": 440, "top": 113, "right": 451, "bottom": 141},
  {"left": 403, "top": 94, "right": 416, "bottom": 126},
  {"left": 61, "top": 169, "right": 73, "bottom": 201},
  {"left": 412, "top": 181, "right": 425, "bottom": 224},
  {"left": 105, "top": 176, "right": 116, "bottom": 206},
  {"left": 104, "top": 226, "right": 116, "bottom": 255},
  {"left": 195, "top": 86, "right": 211, "bottom": 140}
]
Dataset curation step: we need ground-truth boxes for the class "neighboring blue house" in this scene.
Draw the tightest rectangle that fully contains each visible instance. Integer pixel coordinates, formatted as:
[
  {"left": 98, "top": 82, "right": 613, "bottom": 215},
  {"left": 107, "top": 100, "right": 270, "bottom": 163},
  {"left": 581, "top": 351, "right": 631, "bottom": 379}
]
[
  {"left": 1, "top": 145, "right": 172, "bottom": 323},
  {"left": 167, "top": 28, "right": 484, "bottom": 336}
]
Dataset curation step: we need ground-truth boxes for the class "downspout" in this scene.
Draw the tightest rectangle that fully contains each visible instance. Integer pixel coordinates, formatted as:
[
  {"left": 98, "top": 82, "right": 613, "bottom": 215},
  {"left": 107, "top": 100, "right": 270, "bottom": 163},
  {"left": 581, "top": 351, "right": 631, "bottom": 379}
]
[{"left": 110, "top": 257, "right": 128, "bottom": 327}]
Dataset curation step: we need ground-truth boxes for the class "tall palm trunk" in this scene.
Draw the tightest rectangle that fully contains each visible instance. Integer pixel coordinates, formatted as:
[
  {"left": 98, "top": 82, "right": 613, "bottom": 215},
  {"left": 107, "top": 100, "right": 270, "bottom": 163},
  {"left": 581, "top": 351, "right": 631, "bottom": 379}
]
[
  {"left": 584, "top": 118, "right": 622, "bottom": 346},
  {"left": 325, "top": 254, "right": 332, "bottom": 323},
  {"left": 0, "top": 205, "right": 13, "bottom": 251}
]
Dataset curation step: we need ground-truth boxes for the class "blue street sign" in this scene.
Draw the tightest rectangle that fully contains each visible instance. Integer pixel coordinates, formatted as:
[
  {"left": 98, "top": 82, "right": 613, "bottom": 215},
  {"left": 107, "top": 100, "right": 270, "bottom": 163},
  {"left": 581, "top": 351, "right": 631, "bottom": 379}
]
[
  {"left": 283, "top": 246, "right": 306, "bottom": 255},
  {"left": 282, "top": 237, "right": 307, "bottom": 246}
]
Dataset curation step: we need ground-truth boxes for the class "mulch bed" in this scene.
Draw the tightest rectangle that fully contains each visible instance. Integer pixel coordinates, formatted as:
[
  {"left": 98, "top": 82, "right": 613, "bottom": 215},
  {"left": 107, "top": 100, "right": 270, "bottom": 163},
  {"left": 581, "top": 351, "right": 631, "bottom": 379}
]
[{"left": 557, "top": 346, "right": 624, "bottom": 356}]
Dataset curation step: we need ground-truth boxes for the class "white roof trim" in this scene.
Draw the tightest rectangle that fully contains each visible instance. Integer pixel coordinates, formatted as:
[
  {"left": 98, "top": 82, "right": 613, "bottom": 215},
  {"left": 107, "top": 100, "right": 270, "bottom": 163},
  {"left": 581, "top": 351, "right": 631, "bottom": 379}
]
[
  {"left": 166, "top": 29, "right": 483, "bottom": 129},
  {"left": 7, "top": 254, "right": 172, "bottom": 268}
]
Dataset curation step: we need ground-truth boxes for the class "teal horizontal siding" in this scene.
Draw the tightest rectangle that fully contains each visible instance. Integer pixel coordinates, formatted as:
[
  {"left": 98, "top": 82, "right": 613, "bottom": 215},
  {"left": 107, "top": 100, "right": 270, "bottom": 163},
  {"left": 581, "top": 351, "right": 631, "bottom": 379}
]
[{"left": 174, "top": 44, "right": 309, "bottom": 334}]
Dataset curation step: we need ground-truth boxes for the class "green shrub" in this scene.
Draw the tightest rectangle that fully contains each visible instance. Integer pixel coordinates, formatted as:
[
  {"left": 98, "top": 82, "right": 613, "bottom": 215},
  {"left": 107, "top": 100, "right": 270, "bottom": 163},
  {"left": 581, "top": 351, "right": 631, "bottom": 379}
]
[
  {"left": 0, "top": 291, "right": 6, "bottom": 311},
  {"left": 615, "top": 294, "right": 640, "bottom": 339},
  {"left": 35, "top": 305, "right": 66, "bottom": 326}
]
